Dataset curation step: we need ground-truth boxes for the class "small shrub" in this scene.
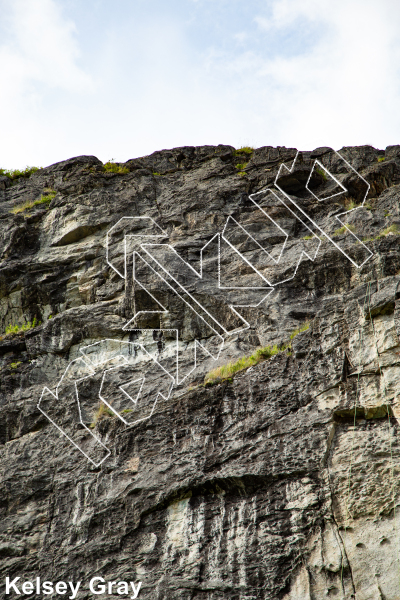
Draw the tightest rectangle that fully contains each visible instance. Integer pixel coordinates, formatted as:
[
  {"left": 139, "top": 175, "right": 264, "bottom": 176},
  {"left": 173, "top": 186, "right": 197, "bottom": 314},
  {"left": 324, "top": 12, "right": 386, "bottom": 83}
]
[
  {"left": 236, "top": 163, "right": 248, "bottom": 171},
  {"left": 333, "top": 223, "right": 356, "bottom": 236},
  {"left": 153, "top": 172, "right": 162, "bottom": 176},
  {"left": 378, "top": 156, "right": 386, "bottom": 162},
  {"left": 103, "top": 161, "right": 129, "bottom": 174},
  {"left": 234, "top": 146, "right": 254, "bottom": 156},
  {"left": 290, "top": 321, "right": 310, "bottom": 340},
  {"left": 0, "top": 166, "right": 40, "bottom": 180}
]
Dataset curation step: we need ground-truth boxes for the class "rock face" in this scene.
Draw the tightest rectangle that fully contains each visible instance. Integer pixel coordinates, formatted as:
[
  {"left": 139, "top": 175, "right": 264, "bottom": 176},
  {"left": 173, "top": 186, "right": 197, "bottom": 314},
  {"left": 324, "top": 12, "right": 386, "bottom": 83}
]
[{"left": 0, "top": 144, "right": 400, "bottom": 599}]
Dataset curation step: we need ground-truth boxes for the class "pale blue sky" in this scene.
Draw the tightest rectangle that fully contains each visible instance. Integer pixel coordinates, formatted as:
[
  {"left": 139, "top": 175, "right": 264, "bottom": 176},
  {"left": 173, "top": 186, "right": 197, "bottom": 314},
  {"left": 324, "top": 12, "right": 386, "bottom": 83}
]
[{"left": 1, "top": 0, "right": 400, "bottom": 168}]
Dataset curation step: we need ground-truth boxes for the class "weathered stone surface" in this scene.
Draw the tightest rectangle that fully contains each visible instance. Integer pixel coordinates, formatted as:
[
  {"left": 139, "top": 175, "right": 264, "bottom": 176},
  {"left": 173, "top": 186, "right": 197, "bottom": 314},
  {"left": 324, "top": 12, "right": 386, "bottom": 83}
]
[{"left": 0, "top": 144, "right": 400, "bottom": 599}]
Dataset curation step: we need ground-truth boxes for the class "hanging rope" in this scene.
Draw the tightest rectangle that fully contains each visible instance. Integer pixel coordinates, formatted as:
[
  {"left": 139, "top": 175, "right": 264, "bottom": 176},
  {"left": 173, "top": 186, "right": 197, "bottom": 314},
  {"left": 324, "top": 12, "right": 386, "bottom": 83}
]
[
  {"left": 340, "top": 280, "right": 400, "bottom": 593},
  {"left": 366, "top": 282, "right": 400, "bottom": 589},
  {"left": 340, "top": 281, "right": 371, "bottom": 589}
]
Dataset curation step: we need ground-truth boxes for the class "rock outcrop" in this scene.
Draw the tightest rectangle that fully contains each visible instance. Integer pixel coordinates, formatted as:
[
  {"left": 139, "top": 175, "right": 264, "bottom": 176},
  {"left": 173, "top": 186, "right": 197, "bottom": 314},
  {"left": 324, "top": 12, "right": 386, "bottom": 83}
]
[{"left": 0, "top": 144, "right": 400, "bottom": 599}]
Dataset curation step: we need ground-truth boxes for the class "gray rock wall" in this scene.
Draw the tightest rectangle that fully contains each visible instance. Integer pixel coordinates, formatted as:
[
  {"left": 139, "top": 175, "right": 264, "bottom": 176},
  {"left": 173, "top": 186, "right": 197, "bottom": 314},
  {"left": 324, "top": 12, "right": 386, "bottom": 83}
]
[{"left": 0, "top": 144, "right": 400, "bottom": 599}]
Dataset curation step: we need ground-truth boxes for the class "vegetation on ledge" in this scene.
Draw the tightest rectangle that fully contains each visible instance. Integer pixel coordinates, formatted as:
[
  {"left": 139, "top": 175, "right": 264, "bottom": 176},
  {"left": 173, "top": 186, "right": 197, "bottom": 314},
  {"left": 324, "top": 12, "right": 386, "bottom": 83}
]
[
  {"left": 204, "top": 320, "right": 311, "bottom": 386},
  {"left": 234, "top": 146, "right": 254, "bottom": 156},
  {"left": 0, "top": 166, "right": 41, "bottom": 180},
  {"left": 362, "top": 223, "right": 400, "bottom": 242},
  {"left": 11, "top": 189, "right": 56, "bottom": 214},
  {"left": 3, "top": 317, "right": 42, "bottom": 337},
  {"left": 90, "top": 403, "right": 116, "bottom": 428},
  {"left": 103, "top": 161, "right": 129, "bottom": 174},
  {"left": 333, "top": 223, "right": 356, "bottom": 236}
]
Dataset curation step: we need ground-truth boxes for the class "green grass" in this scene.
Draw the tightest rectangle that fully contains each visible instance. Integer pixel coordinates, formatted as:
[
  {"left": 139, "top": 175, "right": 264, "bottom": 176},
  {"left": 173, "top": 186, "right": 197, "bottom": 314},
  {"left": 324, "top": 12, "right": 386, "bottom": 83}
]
[
  {"left": 303, "top": 234, "right": 314, "bottom": 240},
  {"left": 11, "top": 189, "right": 56, "bottom": 214},
  {"left": 381, "top": 224, "right": 399, "bottom": 235},
  {"left": 153, "top": 172, "right": 162, "bottom": 176},
  {"left": 103, "top": 161, "right": 129, "bottom": 174},
  {"left": 5, "top": 317, "right": 41, "bottom": 336},
  {"left": 289, "top": 320, "right": 310, "bottom": 340},
  {"left": 333, "top": 223, "right": 356, "bottom": 236},
  {"left": 204, "top": 319, "right": 312, "bottom": 385},
  {"left": 234, "top": 146, "right": 254, "bottom": 156},
  {"left": 0, "top": 166, "right": 40, "bottom": 180},
  {"left": 235, "top": 163, "right": 248, "bottom": 171},
  {"left": 316, "top": 167, "right": 328, "bottom": 181},
  {"left": 204, "top": 343, "right": 289, "bottom": 385},
  {"left": 9, "top": 362, "right": 22, "bottom": 369},
  {"left": 345, "top": 199, "right": 357, "bottom": 210},
  {"left": 90, "top": 403, "right": 116, "bottom": 427},
  {"left": 378, "top": 156, "right": 386, "bottom": 162},
  {"left": 362, "top": 223, "right": 400, "bottom": 242}
]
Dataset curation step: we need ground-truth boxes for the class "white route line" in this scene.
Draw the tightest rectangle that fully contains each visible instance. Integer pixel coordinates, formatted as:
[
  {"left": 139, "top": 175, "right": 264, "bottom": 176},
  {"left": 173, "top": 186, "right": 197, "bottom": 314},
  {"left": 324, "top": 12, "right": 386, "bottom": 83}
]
[
  {"left": 246, "top": 189, "right": 322, "bottom": 286},
  {"left": 39, "top": 149, "right": 375, "bottom": 464},
  {"left": 37, "top": 341, "right": 175, "bottom": 465},
  {"left": 37, "top": 356, "right": 110, "bottom": 467},
  {"left": 98, "top": 344, "right": 174, "bottom": 426},
  {"left": 274, "top": 150, "right": 373, "bottom": 268}
]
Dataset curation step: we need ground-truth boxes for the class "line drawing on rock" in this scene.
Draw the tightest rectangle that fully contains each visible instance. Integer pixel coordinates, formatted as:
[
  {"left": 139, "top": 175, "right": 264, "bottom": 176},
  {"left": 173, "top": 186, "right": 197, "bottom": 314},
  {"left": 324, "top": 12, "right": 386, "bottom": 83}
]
[
  {"left": 274, "top": 149, "right": 373, "bottom": 268},
  {"left": 38, "top": 149, "right": 375, "bottom": 465}
]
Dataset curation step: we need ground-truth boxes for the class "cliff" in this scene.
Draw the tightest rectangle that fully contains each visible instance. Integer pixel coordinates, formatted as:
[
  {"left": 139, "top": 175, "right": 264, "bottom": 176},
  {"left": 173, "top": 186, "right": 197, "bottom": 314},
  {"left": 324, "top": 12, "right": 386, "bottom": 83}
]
[{"left": 0, "top": 144, "right": 400, "bottom": 599}]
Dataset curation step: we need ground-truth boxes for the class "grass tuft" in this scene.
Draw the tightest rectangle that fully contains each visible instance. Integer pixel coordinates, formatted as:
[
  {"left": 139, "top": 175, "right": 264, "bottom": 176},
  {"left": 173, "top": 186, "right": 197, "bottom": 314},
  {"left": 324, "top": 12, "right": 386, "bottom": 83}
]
[
  {"left": 204, "top": 319, "right": 313, "bottom": 386},
  {"left": 333, "top": 223, "right": 356, "bottom": 236},
  {"left": 11, "top": 189, "right": 56, "bottom": 214},
  {"left": 204, "top": 343, "right": 289, "bottom": 385},
  {"left": 345, "top": 199, "right": 357, "bottom": 210},
  {"left": 381, "top": 223, "right": 399, "bottom": 236},
  {"left": 9, "top": 362, "right": 22, "bottom": 369},
  {"left": 103, "top": 161, "right": 129, "bottom": 174},
  {"left": 362, "top": 223, "right": 400, "bottom": 242},
  {"left": 5, "top": 317, "right": 41, "bottom": 336},
  {"left": 289, "top": 320, "right": 310, "bottom": 340},
  {"left": 316, "top": 167, "right": 328, "bottom": 181},
  {"left": 378, "top": 156, "right": 386, "bottom": 162},
  {"left": 0, "top": 166, "right": 40, "bottom": 180},
  {"left": 234, "top": 146, "right": 254, "bottom": 156},
  {"left": 90, "top": 403, "right": 116, "bottom": 427}
]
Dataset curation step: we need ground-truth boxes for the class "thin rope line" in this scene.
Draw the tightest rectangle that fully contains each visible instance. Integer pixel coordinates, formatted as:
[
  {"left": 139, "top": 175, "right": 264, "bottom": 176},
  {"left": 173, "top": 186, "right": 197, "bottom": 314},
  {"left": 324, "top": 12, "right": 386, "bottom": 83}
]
[
  {"left": 340, "top": 282, "right": 371, "bottom": 591},
  {"left": 366, "top": 282, "right": 400, "bottom": 589}
]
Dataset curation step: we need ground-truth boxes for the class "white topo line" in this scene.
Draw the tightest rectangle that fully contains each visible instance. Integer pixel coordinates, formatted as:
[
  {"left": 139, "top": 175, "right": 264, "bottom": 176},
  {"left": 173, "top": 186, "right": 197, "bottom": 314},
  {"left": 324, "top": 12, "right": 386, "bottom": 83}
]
[{"left": 39, "top": 150, "right": 374, "bottom": 464}]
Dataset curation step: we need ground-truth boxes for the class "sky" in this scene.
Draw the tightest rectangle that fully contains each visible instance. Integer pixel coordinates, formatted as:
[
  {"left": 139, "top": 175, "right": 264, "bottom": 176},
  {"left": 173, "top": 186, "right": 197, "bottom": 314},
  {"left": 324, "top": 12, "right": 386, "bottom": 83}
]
[{"left": 1, "top": 0, "right": 400, "bottom": 169}]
